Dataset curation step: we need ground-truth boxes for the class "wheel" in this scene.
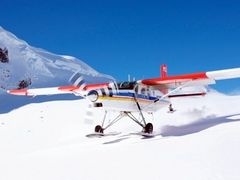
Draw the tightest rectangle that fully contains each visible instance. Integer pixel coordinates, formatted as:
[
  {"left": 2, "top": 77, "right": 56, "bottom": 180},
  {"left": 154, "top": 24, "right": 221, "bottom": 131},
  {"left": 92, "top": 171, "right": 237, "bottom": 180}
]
[
  {"left": 144, "top": 123, "right": 153, "bottom": 134},
  {"left": 95, "top": 125, "right": 104, "bottom": 133}
]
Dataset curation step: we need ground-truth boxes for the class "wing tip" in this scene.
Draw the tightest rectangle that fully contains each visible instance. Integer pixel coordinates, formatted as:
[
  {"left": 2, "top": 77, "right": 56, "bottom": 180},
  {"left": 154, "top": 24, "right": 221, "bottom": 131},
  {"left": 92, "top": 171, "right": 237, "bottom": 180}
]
[{"left": 7, "top": 89, "right": 28, "bottom": 96}]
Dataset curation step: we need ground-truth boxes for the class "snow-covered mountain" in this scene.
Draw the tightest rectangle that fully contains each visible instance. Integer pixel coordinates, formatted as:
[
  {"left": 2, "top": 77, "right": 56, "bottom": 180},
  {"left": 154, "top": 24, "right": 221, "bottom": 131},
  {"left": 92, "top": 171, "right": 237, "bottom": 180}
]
[{"left": 0, "top": 26, "right": 113, "bottom": 91}]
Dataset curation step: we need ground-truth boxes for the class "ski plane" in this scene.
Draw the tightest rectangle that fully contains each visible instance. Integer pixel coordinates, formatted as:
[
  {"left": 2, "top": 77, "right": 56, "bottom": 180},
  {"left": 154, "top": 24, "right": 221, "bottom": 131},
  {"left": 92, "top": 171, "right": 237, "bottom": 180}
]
[{"left": 7, "top": 65, "right": 240, "bottom": 135}]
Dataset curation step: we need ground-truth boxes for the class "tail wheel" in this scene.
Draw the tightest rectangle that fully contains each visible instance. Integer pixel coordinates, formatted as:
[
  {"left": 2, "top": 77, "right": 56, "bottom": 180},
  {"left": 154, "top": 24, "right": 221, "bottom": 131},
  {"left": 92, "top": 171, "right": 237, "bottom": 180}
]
[
  {"left": 144, "top": 123, "right": 153, "bottom": 134},
  {"left": 95, "top": 125, "right": 104, "bottom": 133}
]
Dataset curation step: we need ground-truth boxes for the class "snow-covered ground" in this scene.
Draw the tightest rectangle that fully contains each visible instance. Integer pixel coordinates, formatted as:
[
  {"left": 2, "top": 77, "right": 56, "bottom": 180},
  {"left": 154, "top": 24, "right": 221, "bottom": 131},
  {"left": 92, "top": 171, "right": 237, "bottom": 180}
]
[{"left": 0, "top": 91, "right": 240, "bottom": 180}]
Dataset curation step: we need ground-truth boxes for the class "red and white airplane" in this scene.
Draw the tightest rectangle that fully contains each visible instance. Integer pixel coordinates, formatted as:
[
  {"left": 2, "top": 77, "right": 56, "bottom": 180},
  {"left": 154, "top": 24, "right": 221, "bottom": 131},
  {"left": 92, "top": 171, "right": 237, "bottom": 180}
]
[{"left": 7, "top": 65, "right": 240, "bottom": 135}]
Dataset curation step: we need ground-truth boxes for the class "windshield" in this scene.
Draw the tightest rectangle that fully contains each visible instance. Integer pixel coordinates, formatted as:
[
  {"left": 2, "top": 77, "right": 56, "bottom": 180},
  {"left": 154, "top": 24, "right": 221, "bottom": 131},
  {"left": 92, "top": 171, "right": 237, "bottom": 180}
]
[{"left": 117, "top": 81, "right": 137, "bottom": 90}]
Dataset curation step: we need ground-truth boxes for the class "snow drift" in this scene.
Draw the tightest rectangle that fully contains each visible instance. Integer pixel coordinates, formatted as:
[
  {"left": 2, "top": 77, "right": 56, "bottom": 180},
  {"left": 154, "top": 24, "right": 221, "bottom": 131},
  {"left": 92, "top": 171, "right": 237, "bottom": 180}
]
[{"left": 0, "top": 91, "right": 240, "bottom": 180}]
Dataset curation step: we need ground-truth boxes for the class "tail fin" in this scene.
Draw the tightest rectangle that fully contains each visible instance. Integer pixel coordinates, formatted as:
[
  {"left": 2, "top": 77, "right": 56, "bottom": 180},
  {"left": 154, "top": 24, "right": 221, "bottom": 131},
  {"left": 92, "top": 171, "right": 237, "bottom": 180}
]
[
  {"left": 161, "top": 64, "right": 167, "bottom": 78},
  {"left": 160, "top": 64, "right": 168, "bottom": 94}
]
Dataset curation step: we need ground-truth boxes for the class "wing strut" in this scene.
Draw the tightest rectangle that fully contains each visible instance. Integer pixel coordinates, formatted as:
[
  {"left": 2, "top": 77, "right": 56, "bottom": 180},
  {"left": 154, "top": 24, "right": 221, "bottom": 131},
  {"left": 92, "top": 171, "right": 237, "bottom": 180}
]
[{"left": 143, "top": 80, "right": 194, "bottom": 110}]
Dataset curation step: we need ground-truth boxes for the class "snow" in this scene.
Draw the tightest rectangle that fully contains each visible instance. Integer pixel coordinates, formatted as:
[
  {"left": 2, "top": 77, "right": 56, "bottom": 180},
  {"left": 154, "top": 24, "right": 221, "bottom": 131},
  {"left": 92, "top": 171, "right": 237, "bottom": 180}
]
[
  {"left": 61, "top": 55, "right": 76, "bottom": 60},
  {"left": 0, "top": 91, "right": 240, "bottom": 180}
]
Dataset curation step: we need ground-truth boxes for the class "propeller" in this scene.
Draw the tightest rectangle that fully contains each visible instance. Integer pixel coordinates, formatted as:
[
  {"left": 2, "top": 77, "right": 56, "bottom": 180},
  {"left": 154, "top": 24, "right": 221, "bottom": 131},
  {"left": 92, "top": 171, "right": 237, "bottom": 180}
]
[
  {"left": 69, "top": 71, "right": 119, "bottom": 123},
  {"left": 69, "top": 71, "right": 87, "bottom": 90},
  {"left": 69, "top": 70, "right": 118, "bottom": 102}
]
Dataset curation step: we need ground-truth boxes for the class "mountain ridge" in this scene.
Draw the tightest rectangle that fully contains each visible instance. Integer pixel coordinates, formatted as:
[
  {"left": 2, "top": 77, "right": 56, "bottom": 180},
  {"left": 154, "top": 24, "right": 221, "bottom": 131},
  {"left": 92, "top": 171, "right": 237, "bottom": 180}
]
[{"left": 0, "top": 26, "right": 113, "bottom": 91}]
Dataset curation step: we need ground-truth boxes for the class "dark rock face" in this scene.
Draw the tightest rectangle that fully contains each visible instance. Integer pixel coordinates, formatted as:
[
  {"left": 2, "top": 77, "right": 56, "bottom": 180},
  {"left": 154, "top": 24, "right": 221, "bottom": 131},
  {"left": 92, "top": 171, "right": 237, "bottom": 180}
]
[
  {"left": 0, "top": 47, "right": 9, "bottom": 63},
  {"left": 17, "top": 79, "right": 32, "bottom": 89}
]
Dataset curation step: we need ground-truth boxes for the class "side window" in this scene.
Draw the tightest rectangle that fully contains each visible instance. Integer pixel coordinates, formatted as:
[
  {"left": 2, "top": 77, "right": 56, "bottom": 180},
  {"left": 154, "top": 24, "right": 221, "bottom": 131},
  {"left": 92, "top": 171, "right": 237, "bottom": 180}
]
[
  {"left": 140, "top": 87, "right": 150, "bottom": 97},
  {"left": 146, "top": 88, "right": 151, "bottom": 97},
  {"left": 141, "top": 88, "right": 146, "bottom": 95},
  {"left": 152, "top": 90, "right": 155, "bottom": 97}
]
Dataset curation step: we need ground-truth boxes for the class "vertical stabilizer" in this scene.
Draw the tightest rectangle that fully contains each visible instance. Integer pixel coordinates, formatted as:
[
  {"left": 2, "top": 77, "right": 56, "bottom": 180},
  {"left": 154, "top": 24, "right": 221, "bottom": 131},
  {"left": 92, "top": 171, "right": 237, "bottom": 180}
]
[
  {"left": 161, "top": 64, "right": 167, "bottom": 78},
  {"left": 160, "top": 64, "right": 168, "bottom": 94}
]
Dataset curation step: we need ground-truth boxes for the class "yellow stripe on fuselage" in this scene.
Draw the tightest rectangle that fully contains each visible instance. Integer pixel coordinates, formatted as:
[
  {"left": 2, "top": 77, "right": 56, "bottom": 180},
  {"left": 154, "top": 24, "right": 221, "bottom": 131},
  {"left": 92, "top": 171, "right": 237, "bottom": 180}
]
[{"left": 98, "top": 96, "right": 152, "bottom": 104}]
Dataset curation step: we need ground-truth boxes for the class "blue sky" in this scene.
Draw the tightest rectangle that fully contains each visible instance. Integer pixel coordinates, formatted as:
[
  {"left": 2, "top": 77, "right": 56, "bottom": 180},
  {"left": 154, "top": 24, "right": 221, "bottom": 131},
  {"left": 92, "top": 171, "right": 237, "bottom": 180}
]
[{"left": 1, "top": 0, "right": 240, "bottom": 93}]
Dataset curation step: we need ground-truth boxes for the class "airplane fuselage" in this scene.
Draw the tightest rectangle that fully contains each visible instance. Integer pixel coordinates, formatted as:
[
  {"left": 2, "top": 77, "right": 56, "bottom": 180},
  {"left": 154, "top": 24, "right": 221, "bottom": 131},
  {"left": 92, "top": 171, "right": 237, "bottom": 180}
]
[{"left": 90, "top": 89, "right": 170, "bottom": 112}]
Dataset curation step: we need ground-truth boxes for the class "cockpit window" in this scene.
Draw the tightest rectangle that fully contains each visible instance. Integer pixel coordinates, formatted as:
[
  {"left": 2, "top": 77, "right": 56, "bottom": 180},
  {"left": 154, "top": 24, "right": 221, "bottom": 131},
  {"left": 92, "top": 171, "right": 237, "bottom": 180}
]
[
  {"left": 117, "top": 81, "right": 137, "bottom": 90},
  {"left": 140, "top": 87, "right": 151, "bottom": 96},
  {"left": 141, "top": 88, "right": 146, "bottom": 95}
]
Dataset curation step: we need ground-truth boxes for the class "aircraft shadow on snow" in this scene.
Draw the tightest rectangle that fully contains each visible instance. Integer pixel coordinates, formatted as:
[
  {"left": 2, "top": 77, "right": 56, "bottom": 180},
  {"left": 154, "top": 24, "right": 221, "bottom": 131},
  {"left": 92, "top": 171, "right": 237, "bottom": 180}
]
[
  {"left": 0, "top": 94, "right": 80, "bottom": 114},
  {"left": 102, "top": 114, "right": 240, "bottom": 145},
  {"left": 160, "top": 114, "right": 240, "bottom": 137}
]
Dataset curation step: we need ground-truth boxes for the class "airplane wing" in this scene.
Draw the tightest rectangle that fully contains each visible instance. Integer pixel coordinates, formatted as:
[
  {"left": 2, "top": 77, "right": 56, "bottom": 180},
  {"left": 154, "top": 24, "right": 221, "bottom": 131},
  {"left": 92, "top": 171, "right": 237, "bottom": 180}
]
[
  {"left": 139, "top": 67, "right": 240, "bottom": 110},
  {"left": 7, "top": 82, "right": 111, "bottom": 97},
  {"left": 7, "top": 67, "right": 115, "bottom": 97},
  {"left": 7, "top": 86, "right": 83, "bottom": 97},
  {"left": 7, "top": 67, "right": 240, "bottom": 97},
  {"left": 139, "top": 67, "right": 240, "bottom": 89}
]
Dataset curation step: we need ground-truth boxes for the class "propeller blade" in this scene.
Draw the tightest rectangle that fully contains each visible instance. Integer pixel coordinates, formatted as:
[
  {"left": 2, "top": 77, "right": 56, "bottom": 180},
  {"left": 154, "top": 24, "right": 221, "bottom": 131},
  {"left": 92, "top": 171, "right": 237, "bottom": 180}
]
[{"left": 69, "top": 71, "right": 87, "bottom": 90}]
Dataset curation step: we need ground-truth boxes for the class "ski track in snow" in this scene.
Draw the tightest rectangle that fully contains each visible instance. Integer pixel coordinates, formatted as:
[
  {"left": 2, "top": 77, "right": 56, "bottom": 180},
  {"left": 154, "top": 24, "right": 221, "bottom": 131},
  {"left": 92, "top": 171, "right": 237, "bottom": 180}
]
[{"left": 0, "top": 91, "right": 240, "bottom": 180}]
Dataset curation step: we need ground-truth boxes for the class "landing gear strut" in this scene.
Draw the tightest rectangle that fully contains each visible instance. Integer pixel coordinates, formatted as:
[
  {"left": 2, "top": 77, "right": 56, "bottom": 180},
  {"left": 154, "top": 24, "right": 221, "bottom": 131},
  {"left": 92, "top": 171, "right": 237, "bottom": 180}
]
[
  {"left": 94, "top": 111, "right": 154, "bottom": 135},
  {"left": 133, "top": 94, "right": 154, "bottom": 134},
  {"left": 125, "top": 112, "right": 153, "bottom": 134},
  {"left": 94, "top": 111, "right": 124, "bottom": 134}
]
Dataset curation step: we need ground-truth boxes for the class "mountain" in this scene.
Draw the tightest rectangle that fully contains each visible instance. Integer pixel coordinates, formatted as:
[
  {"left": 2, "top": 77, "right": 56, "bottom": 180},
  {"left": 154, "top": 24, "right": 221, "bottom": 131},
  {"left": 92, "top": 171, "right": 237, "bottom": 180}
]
[{"left": 0, "top": 26, "right": 113, "bottom": 92}]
